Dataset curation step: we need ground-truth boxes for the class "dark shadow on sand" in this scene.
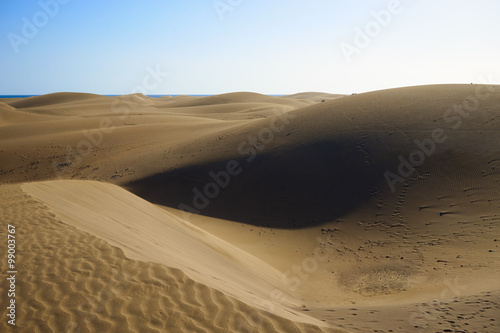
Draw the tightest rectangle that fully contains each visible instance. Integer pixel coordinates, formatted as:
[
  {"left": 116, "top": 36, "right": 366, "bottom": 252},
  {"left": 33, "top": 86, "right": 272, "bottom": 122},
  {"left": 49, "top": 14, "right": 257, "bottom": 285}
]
[{"left": 127, "top": 140, "right": 385, "bottom": 228}]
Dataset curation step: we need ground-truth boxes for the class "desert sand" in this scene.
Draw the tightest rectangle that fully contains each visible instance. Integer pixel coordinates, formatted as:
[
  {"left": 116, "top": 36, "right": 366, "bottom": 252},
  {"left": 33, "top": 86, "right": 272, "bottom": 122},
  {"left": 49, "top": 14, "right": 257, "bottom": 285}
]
[{"left": 1, "top": 85, "right": 499, "bottom": 332}]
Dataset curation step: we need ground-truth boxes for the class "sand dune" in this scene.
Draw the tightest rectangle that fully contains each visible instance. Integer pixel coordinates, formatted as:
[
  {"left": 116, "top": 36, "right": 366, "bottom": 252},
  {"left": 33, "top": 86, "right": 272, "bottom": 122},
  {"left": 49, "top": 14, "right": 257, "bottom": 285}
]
[
  {"left": 1, "top": 85, "right": 499, "bottom": 332},
  {"left": 152, "top": 92, "right": 309, "bottom": 109},
  {"left": 21, "top": 180, "right": 330, "bottom": 326},
  {"left": 6, "top": 92, "right": 105, "bottom": 109},
  {"left": 0, "top": 184, "right": 339, "bottom": 333},
  {"left": 0, "top": 102, "right": 59, "bottom": 126},
  {"left": 281, "top": 92, "right": 346, "bottom": 103}
]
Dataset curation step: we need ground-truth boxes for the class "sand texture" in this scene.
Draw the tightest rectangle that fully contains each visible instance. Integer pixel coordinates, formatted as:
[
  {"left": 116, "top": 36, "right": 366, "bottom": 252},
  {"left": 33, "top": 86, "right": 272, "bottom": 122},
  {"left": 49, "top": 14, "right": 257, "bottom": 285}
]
[{"left": 1, "top": 85, "right": 499, "bottom": 332}]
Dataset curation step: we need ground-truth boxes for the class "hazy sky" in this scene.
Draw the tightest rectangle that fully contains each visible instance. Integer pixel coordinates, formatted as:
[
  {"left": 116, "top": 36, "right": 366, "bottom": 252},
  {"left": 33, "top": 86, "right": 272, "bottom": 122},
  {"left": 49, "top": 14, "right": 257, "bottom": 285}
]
[{"left": 1, "top": 0, "right": 499, "bottom": 95}]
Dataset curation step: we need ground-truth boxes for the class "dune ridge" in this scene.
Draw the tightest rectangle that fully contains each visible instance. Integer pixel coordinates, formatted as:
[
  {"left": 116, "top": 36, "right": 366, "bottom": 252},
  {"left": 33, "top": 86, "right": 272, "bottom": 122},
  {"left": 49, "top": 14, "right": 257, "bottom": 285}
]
[
  {"left": 0, "top": 184, "right": 340, "bottom": 332},
  {"left": 21, "top": 180, "right": 331, "bottom": 325},
  {"left": 1, "top": 85, "right": 499, "bottom": 332},
  {"left": 6, "top": 92, "right": 106, "bottom": 109}
]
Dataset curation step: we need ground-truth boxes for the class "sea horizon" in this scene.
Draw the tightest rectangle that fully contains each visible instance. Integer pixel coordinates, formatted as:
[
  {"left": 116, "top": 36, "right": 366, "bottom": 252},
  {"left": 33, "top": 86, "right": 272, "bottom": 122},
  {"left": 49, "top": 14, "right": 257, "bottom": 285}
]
[
  {"left": 0, "top": 94, "right": 212, "bottom": 98},
  {"left": 0, "top": 94, "right": 287, "bottom": 99}
]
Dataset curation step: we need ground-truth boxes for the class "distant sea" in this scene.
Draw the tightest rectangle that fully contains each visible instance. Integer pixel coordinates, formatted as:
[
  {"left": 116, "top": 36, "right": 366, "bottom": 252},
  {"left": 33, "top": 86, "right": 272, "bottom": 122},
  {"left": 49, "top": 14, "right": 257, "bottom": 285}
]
[
  {"left": 0, "top": 95, "right": 212, "bottom": 98},
  {"left": 0, "top": 95, "right": 38, "bottom": 98}
]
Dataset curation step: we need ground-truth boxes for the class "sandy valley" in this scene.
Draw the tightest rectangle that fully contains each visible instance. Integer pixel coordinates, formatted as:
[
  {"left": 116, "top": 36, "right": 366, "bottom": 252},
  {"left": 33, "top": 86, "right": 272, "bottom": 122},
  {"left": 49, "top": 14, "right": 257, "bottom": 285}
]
[{"left": 1, "top": 84, "right": 499, "bottom": 332}]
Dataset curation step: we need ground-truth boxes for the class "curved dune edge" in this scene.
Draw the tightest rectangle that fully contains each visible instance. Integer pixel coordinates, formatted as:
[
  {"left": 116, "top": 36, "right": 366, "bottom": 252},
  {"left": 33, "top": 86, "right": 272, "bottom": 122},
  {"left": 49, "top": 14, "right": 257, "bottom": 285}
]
[
  {"left": 19, "top": 181, "right": 341, "bottom": 332},
  {"left": 1, "top": 86, "right": 499, "bottom": 332}
]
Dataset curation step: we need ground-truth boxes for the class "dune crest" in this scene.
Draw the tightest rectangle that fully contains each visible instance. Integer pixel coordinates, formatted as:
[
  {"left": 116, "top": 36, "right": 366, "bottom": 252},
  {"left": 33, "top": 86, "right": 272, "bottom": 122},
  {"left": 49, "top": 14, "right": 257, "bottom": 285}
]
[
  {"left": 1, "top": 85, "right": 499, "bottom": 332},
  {"left": 0, "top": 184, "right": 341, "bottom": 332},
  {"left": 21, "top": 180, "right": 337, "bottom": 331}
]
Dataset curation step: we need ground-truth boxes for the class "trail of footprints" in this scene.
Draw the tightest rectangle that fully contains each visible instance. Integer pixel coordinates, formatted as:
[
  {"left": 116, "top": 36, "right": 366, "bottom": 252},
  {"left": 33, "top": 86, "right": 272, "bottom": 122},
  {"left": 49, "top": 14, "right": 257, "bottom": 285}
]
[
  {"left": 0, "top": 185, "right": 335, "bottom": 333},
  {"left": 354, "top": 133, "right": 380, "bottom": 197}
]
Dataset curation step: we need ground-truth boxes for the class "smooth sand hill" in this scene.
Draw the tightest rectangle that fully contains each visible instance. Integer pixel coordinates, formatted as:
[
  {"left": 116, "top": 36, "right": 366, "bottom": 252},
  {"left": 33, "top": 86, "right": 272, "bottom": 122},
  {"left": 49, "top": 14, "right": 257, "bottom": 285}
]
[
  {"left": 0, "top": 184, "right": 338, "bottom": 333},
  {"left": 281, "top": 92, "right": 346, "bottom": 103},
  {"left": 21, "top": 180, "right": 333, "bottom": 327},
  {"left": 1, "top": 85, "right": 499, "bottom": 332}
]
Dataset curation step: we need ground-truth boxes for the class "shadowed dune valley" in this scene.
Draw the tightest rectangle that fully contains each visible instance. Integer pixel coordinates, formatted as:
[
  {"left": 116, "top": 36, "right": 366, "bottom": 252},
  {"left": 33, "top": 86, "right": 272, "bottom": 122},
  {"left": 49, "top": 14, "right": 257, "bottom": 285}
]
[{"left": 1, "top": 85, "right": 499, "bottom": 332}]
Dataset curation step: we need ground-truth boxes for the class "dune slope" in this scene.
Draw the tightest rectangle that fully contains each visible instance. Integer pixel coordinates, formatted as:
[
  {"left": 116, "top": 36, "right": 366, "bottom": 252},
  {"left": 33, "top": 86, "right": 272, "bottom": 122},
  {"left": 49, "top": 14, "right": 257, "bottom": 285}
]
[
  {"left": 1, "top": 85, "right": 499, "bottom": 332},
  {"left": 0, "top": 183, "right": 340, "bottom": 333}
]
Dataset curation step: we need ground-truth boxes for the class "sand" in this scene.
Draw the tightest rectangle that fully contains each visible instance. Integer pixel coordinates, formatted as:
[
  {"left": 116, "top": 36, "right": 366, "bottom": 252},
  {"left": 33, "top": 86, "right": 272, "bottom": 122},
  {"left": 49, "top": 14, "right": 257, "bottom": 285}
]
[{"left": 1, "top": 85, "right": 499, "bottom": 332}]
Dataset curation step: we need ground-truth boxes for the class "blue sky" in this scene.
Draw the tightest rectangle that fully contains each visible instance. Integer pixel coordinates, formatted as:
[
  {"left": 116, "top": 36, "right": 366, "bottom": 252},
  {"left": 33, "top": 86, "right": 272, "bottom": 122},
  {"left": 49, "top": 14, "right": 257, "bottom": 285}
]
[{"left": 1, "top": 0, "right": 499, "bottom": 95}]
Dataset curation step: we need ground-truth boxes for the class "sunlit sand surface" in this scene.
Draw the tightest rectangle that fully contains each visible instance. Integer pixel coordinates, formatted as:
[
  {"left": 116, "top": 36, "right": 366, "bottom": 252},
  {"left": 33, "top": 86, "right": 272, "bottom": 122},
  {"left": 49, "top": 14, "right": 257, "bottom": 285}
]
[{"left": 1, "top": 85, "right": 499, "bottom": 332}]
